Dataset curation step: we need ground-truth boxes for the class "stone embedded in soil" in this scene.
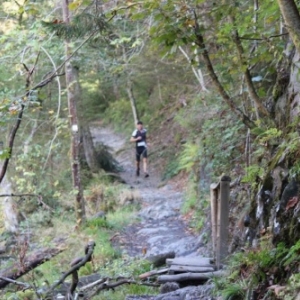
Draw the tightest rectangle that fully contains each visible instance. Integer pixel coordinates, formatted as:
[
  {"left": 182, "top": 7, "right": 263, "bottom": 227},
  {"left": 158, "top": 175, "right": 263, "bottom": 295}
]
[{"left": 125, "top": 284, "right": 215, "bottom": 300}]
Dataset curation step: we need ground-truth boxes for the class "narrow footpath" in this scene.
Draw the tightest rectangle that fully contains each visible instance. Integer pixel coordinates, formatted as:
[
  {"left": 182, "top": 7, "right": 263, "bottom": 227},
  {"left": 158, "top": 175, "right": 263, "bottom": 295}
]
[{"left": 91, "top": 125, "right": 206, "bottom": 259}]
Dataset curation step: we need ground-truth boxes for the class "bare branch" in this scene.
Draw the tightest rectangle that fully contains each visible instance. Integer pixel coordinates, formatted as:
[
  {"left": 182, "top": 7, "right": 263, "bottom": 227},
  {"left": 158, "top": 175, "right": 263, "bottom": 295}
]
[
  {"left": 0, "top": 193, "right": 40, "bottom": 197},
  {"left": 239, "top": 32, "right": 289, "bottom": 41},
  {"left": 231, "top": 26, "right": 270, "bottom": 117},
  {"left": 192, "top": 10, "right": 255, "bottom": 129},
  {"left": 44, "top": 241, "right": 96, "bottom": 297},
  {"left": 88, "top": 278, "right": 159, "bottom": 298},
  {"left": 0, "top": 104, "right": 25, "bottom": 184}
]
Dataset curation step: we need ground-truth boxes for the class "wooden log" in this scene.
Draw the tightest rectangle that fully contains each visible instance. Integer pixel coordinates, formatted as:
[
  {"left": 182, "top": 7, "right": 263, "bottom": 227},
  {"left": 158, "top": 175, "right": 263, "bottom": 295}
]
[
  {"left": 0, "top": 247, "right": 64, "bottom": 289},
  {"left": 147, "top": 251, "right": 175, "bottom": 267},
  {"left": 166, "top": 257, "right": 213, "bottom": 267},
  {"left": 169, "top": 265, "right": 215, "bottom": 274},
  {"left": 157, "top": 271, "right": 225, "bottom": 283},
  {"left": 139, "top": 268, "right": 169, "bottom": 279}
]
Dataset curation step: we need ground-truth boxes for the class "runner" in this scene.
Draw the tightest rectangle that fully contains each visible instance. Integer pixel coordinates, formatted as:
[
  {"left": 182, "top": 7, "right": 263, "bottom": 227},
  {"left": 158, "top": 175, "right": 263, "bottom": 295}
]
[{"left": 130, "top": 121, "right": 149, "bottom": 178}]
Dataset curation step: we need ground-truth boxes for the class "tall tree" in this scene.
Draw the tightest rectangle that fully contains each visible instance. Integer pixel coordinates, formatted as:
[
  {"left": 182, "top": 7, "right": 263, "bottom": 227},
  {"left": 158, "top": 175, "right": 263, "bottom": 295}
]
[{"left": 62, "top": 0, "right": 86, "bottom": 224}]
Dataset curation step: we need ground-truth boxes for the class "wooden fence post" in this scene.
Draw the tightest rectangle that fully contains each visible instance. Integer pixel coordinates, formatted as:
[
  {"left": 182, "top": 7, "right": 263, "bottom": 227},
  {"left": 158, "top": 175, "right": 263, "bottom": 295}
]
[
  {"left": 216, "top": 175, "right": 231, "bottom": 269},
  {"left": 210, "top": 182, "right": 219, "bottom": 262}
]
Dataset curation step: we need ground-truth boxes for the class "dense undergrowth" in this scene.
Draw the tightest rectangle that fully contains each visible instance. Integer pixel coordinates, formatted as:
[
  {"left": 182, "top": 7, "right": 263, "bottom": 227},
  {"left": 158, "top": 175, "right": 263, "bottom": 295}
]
[{"left": 215, "top": 239, "right": 300, "bottom": 299}]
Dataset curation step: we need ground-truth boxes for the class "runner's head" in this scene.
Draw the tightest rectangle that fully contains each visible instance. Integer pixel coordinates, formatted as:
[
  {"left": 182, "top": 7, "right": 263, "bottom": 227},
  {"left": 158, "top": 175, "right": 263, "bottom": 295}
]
[{"left": 137, "top": 121, "right": 143, "bottom": 130}]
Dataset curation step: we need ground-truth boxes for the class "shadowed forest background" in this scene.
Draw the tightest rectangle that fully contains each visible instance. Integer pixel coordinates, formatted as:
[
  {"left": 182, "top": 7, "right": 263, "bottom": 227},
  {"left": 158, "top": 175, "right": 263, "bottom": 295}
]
[{"left": 1, "top": 0, "right": 300, "bottom": 299}]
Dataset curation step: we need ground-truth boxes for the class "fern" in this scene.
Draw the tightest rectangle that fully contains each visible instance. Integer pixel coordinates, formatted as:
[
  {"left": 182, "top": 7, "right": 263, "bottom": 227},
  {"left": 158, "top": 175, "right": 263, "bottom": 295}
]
[
  {"left": 222, "top": 284, "right": 245, "bottom": 300},
  {"left": 177, "top": 142, "right": 199, "bottom": 172},
  {"left": 282, "top": 239, "right": 300, "bottom": 266}
]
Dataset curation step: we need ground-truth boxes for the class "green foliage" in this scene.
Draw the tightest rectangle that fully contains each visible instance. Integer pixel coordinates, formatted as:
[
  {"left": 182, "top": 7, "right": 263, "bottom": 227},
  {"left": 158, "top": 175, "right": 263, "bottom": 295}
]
[
  {"left": 175, "top": 97, "right": 245, "bottom": 180},
  {"left": 42, "top": 13, "right": 108, "bottom": 39},
  {"left": 242, "top": 165, "right": 265, "bottom": 186},
  {"left": 178, "top": 142, "right": 199, "bottom": 172},
  {"left": 103, "top": 98, "right": 133, "bottom": 130},
  {"left": 215, "top": 241, "right": 300, "bottom": 298},
  {"left": 86, "top": 217, "right": 110, "bottom": 229},
  {"left": 221, "top": 284, "right": 246, "bottom": 300},
  {"left": 162, "top": 156, "right": 180, "bottom": 180},
  {"left": 253, "top": 127, "right": 282, "bottom": 143}
]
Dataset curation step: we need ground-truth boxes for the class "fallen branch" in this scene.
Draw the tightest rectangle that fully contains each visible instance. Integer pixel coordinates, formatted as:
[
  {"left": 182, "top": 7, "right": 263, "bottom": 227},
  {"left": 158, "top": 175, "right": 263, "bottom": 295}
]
[
  {"left": 44, "top": 241, "right": 96, "bottom": 297},
  {"left": 0, "top": 276, "right": 31, "bottom": 289},
  {"left": 139, "top": 268, "right": 169, "bottom": 279},
  {"left": 0, "top": 247, "right": 64, "bottom": 289},
  {"left": 88, "top": 278, "right": 159, "bottom": 298}
]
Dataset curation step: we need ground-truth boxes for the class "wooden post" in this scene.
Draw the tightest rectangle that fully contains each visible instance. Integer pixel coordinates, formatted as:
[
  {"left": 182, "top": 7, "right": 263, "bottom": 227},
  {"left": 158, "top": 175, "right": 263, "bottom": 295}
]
[
  {"left": 216, "top": 175, "right": 231, "bottom": 269},
  {"left": 210, "top": 182, "right": 219, "bottom": 262}
]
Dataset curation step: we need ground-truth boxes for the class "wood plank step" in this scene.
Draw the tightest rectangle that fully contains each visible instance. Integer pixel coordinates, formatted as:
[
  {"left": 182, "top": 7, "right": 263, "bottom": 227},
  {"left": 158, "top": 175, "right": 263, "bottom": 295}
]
[
  {"left": 158, "top": 270, "right": 225, "bottom": 283},
  {"left": 169, "top": 265, "right": 215, "bottom": 274},
  {"left": 166, "top": 257, "right": 214, "bottom": 267}
]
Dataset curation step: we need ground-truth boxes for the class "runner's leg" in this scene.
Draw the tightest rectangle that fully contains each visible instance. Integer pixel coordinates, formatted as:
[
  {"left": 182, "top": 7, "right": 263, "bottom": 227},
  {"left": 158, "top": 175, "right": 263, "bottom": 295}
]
[
  {"left": 142, "top": 148, "right": 149, "bottom": 177},
  {"left": 136, "top": 148, "right": 141, "bottom": 176}
]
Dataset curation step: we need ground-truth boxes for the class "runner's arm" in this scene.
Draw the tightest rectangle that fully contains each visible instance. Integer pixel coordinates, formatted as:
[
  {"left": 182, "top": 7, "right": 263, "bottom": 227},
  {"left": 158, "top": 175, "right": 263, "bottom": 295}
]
[{"left": 130, "top": 136, "right": 141, "bottom": 142}]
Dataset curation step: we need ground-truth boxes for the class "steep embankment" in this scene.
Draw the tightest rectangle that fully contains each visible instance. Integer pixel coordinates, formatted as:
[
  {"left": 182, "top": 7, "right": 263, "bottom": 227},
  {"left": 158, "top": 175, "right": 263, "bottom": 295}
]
[{"left": 90, "top": 125, "right": 208, "bottom": 259}]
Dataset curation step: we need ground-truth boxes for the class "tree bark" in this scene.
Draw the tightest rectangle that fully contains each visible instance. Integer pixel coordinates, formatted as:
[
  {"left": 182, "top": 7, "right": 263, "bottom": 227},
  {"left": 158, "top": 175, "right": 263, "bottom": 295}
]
[
  {"left": 62, "top": 0, "right": 86, "bottom": 224},
  {"left": 277, "top": 0, "right": 300, "bottom": 53}
]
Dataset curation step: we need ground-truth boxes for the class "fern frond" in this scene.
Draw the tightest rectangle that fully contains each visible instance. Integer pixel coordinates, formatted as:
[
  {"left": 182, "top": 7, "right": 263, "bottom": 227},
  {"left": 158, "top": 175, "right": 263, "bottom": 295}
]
[{"left": 222, "top": 284, "right": 245, "bottom": 300}]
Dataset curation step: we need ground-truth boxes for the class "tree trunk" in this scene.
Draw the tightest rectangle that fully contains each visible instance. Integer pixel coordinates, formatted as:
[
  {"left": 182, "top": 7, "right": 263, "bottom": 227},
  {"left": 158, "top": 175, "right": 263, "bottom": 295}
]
[
  {"left": 277, "top": 0, "right": 300, "bottom": 54},
  {"left": 126, "top": 76, "right": 139, "bottom": 125},
  {"left": 62, "top": 0, "right": 86, "bottom": 224},
  {"left": 0, "top": 170, "right": 19, "bottom": 233},
  {"left": 81, "top": 124, "right": 99, "bottom": 173}
]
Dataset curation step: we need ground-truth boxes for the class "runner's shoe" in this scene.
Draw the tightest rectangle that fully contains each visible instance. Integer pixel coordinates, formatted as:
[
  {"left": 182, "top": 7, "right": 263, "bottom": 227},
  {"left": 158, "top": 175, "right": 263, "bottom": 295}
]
[{"left": 144, "top": 173, "right": 149, "bottom": 178}]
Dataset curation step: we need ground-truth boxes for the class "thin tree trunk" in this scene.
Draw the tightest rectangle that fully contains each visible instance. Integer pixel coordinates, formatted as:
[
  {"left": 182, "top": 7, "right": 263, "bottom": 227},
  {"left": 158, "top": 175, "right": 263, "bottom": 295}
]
[
  {"left": 62, "top": 0, "right": 86, "bottom": 224},
  {"left": 0, "top": 170, "right": 19, "bottom": 233},
  {"left": 277, "top": 0, "right": 300, "bottom": 53},
  {"left": 179, "top": 46, "right": 208, "bottom": 92},
  {"left": 126, "top": 76, "right": 139, "bottom": 125},
  {"left": 231, "top": 27, "right": 270, "bottom": 117},
  {"left": 122, "top": 45, "right": 139, "bottom": 125}
]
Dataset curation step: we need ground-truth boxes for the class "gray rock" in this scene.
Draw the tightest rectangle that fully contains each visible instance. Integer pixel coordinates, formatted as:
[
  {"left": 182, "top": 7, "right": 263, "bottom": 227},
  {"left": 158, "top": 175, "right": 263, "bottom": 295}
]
[
  {"left": 90, "top": 211, "right": 106, "bottom": 220},
  {"left": 160, "top": 282, "right": 180, "bottom": 294}
]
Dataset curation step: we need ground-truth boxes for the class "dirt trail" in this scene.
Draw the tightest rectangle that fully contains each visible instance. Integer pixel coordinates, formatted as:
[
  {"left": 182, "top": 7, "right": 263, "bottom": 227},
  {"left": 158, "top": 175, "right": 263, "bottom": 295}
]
[{"left": 91, "top": 126, "right": 206, "bottom": 258}]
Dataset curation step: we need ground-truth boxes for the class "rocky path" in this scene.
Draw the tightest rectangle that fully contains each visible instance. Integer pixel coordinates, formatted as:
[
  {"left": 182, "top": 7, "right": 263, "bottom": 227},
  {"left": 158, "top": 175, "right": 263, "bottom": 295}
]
[{"left": 91, "top": 125, "right": 205, "bottom": 259}]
